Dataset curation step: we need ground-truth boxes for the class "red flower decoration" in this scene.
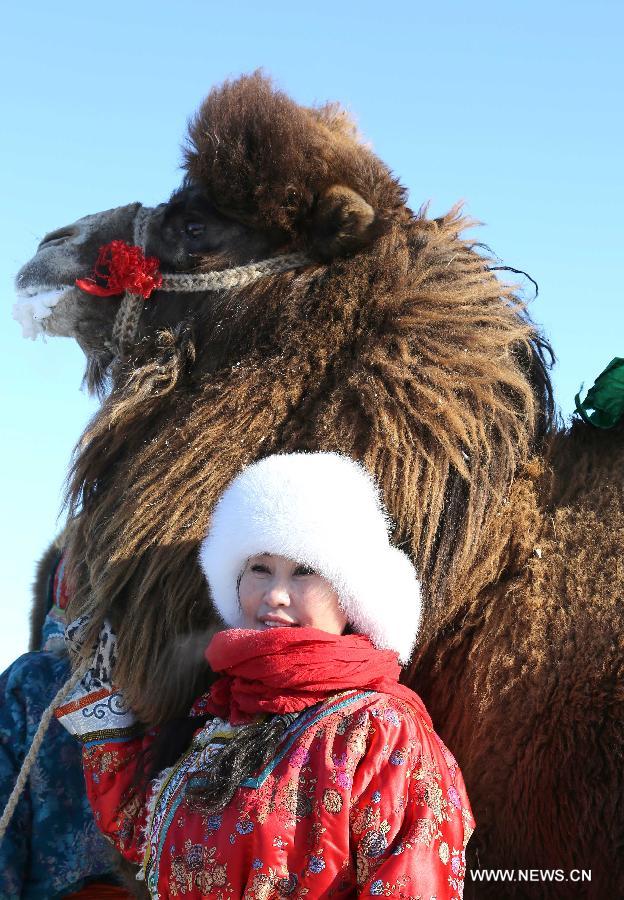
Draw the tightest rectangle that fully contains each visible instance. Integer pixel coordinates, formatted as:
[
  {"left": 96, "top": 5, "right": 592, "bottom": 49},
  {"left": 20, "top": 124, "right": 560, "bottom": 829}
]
[{"left": 75, "top": 240, "right": 162, "bottom": 299}]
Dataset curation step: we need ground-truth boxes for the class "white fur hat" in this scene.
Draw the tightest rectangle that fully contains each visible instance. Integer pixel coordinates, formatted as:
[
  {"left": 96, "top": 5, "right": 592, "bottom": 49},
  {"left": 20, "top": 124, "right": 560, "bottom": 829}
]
[{"left": 198, "top": 452, "right": 422, "bottom": 664}]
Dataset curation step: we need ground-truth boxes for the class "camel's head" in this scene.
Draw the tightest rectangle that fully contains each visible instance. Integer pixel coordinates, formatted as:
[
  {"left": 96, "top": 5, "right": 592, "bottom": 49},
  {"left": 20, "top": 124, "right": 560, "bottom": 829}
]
[
  {"left": 15, "top": 73, "right": 403, "bottom": 391},
  {"left": 14, "top": 195, "right": 280, "bottom": 366}
]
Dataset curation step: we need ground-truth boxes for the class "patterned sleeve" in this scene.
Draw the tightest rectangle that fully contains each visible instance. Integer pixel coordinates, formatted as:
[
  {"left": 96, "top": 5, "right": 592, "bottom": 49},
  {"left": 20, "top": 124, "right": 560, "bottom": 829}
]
[
  {"left": 0, "top": 661, "right": 30, "bottom": 897},
  {"left": 349, "top": 700, "right": 475, "bottom": 900},
  {"left": 55, "top": 680, "right": 154, "bottom": 864},
  {"left": 81, "top": 729, "right": 156, "bottom": 865}
]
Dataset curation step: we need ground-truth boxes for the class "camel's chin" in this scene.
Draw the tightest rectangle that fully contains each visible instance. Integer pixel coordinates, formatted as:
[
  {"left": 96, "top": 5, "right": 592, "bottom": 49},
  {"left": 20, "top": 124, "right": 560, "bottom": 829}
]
[{"left": 12, "top": 286, "right": 74, "bottom": 340}]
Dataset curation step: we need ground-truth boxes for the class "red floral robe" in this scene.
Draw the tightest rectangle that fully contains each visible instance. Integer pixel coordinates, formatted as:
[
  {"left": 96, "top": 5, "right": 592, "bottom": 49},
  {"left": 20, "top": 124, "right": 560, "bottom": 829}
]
[{"left": 57, "top": 687, "right": 474, "bottom": 899}]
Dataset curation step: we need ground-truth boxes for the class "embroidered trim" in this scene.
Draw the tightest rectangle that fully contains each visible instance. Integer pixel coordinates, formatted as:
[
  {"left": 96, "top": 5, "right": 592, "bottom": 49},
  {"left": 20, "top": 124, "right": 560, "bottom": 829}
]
[
  {"left": 80, "top": 724, "right": 143, "bottom": 746},
  {"left": 138, "top": 763, "right": 175, "bottom": 887},
  {"left": 56, "top": 689, "right": 137, "bottom": 741},
  {"left": 192, "top": 717, "right": 236, "bottom": 749},
  {"left": 142, "top": 717, "right": 234, "bottom": 893},
  {"left": 56, "top": 687, "right": 111, "bottom": 718}
]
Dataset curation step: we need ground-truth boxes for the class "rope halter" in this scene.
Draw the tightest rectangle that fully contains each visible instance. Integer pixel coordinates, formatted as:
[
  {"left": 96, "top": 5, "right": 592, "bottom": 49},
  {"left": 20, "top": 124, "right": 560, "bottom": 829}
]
[{"left": 75, "top": 205, "right": 311, "bottom": 356}]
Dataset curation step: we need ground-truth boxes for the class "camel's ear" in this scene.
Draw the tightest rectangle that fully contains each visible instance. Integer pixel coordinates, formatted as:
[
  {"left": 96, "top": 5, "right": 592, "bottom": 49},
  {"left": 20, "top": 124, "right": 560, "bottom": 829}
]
[{"left": 309, "top": 185, "right": 377, "bottom": 259}]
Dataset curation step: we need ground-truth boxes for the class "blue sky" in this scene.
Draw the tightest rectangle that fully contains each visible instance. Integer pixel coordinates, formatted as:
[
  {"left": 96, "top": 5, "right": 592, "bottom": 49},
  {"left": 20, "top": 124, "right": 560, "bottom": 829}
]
[{"left": 1, "top": 0, "right": 622, "bottom": 669}]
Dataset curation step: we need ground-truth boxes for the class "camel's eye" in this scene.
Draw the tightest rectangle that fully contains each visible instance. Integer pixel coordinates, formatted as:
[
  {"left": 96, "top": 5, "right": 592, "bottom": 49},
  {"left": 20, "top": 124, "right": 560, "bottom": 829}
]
[{"left": 184, "top": 221, "right": 206, "bottom": 239}]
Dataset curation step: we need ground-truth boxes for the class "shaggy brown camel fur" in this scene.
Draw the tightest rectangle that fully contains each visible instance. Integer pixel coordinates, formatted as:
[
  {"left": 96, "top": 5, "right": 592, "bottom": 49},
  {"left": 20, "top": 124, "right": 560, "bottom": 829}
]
[{"left": 15, "top": 73, "right": 622, "bottom": 898}]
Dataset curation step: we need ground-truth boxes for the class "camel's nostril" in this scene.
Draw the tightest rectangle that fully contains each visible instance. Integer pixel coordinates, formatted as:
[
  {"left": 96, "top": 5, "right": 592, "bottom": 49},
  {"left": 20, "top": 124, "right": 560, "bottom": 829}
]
[{"left": 38, "top": 226, "right": 78, "bottom": 249}]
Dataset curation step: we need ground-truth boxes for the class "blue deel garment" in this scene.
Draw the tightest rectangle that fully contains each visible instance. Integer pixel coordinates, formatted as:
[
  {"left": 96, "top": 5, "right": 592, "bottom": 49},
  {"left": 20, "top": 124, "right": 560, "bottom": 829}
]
[{"left": 0, "top": 637, "right": 116, "bottom": 897}]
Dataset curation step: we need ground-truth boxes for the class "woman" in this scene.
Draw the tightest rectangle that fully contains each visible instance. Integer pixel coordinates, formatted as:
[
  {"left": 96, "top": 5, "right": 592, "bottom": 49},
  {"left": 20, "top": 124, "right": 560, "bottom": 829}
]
[{"left": 56, "top": 452, "right": 475, "bottom": 899}]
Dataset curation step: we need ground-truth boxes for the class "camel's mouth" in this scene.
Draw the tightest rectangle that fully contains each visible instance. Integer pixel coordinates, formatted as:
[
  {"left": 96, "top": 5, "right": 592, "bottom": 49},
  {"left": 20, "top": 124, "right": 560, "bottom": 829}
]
[{"left": 12, "top": 286, "right": 71, "bottom": 339}]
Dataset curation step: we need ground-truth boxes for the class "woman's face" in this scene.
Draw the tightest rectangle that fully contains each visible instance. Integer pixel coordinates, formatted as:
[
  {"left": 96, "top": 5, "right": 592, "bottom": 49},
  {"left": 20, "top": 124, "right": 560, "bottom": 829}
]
[{"left": 238, "top": 553, "right": 348, "bottom": 634}]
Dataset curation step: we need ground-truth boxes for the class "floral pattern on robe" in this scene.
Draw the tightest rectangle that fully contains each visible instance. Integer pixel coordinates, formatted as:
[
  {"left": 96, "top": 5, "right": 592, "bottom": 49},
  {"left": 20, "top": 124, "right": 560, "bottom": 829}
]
[{"left": 62, "top": 688, "right": 474, "bottom": 899}]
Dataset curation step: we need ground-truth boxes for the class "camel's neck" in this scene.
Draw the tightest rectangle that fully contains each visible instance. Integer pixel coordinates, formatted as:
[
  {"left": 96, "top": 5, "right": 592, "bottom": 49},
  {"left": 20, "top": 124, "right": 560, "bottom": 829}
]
[{"left": 417, "top": 459, "right": 547, "bottom": 646}]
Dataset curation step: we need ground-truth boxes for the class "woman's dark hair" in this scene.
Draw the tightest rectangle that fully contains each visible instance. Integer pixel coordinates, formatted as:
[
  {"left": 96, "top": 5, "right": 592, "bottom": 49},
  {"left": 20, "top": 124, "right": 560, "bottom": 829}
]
[
  {"left": 185, "top": 714, "right": 295, "bottom": 810},
  {"left": 129, "top": 711, "right": 293, "bottom": 813}
]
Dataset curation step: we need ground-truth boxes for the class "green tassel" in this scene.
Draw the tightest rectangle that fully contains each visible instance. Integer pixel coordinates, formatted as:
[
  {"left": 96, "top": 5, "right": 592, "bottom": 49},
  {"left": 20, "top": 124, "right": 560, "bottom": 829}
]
[{"left": 574, "top": 357, "right": 624, "bottom": 429}]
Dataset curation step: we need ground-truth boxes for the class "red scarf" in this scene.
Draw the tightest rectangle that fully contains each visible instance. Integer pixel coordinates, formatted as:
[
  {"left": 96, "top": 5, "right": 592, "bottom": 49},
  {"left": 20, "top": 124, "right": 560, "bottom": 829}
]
[{"left": 201, "top": 627, "right": 431, "bottom": 726}]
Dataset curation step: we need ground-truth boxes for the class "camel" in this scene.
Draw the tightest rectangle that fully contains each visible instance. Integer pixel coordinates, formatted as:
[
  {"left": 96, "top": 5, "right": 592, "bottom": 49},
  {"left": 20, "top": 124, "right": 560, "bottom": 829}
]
[{"left": 14, "top": 73, "right": 623, "bottom": 898}]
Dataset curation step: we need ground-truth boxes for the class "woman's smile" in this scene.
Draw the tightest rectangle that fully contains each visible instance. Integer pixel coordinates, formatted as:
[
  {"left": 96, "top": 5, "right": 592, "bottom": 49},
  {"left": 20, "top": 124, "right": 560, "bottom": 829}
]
[{"left": 258, "top": 613, "right": 299, "bottom": 628}]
